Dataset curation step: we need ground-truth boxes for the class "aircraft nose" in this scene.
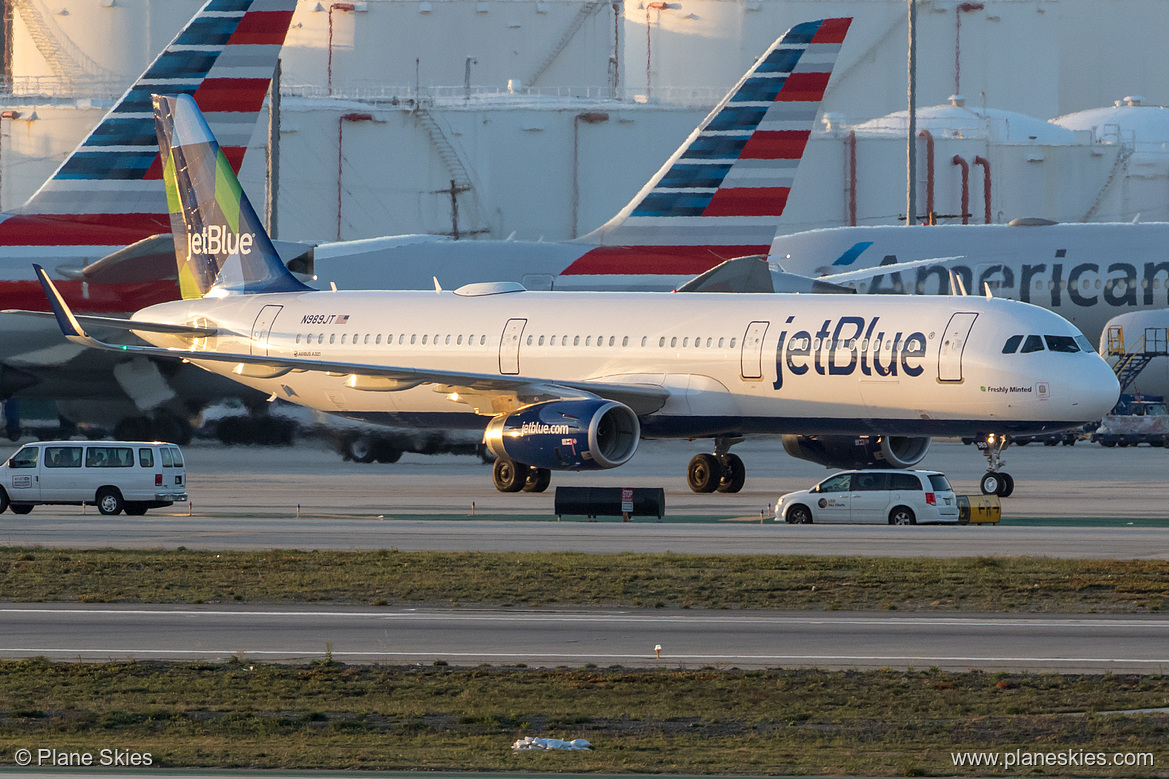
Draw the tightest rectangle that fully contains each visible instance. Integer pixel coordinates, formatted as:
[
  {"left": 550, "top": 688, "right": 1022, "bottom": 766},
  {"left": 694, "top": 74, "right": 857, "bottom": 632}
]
[{"left": 1073, "top": 356, "right": 1120, "bottom": 421}]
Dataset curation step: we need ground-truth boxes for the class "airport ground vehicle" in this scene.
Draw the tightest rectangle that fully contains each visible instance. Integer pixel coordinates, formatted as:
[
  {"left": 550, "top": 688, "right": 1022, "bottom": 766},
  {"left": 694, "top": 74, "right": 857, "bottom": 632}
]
[
  {"left": 1093, "top": 394, "right": 1169, "bottom": 447},
  {"left": 775, "top": 469, "right": 959, "bottom": 525},
  {"left": 0, "top": 441, "right": 186, "bottom": 516}
]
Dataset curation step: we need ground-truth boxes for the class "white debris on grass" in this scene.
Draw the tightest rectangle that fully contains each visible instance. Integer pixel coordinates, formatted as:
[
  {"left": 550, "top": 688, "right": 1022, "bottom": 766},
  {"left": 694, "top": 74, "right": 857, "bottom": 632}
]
[{"left": 512, "top": 736, "right": 592, "bottom": 750}]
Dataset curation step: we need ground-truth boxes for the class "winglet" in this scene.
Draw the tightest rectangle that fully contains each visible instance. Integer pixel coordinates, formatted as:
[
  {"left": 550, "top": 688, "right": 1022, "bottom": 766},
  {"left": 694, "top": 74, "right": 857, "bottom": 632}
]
[{"left": 34, "top": 264, "right": 89, "bottom": 342}]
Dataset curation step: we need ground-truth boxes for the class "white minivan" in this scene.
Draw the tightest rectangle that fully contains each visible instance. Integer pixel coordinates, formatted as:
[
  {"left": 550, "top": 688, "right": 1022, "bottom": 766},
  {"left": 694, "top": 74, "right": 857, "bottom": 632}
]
[
  {"left": 775, "top": 469, "right": 959, "bottom": 525},
  {"left": 0, "top": 441, "right": 187, "bottom": 516}
]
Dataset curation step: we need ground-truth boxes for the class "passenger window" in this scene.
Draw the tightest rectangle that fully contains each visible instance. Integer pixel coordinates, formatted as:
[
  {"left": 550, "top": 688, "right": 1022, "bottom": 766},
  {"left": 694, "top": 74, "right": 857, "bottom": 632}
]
[
  {"left": 706, "top": 338, "right": 712, "bottom": 347},
  {"left": 161, "top": 448, "right": 173, "bottom": 467},
  {"left": 422, "top": 335, "right": 428, "bottom": 345},
  {"left": 45, "top": 446, "right": 82, "bottom": 468},
  {"left": 365, "top": 334, "right": 371, "bottom": 345},
  {"left": 1020, "top": 334, "right": 1045, "bottom": 353},
  {"left": 9, "top": 446, "right": 37, "bottom": 468},
  {"left": 538, "top": 335, "right": 545, "bottom": 346},
  {"left": 376, "top": 334, "right": 383, "bottom": 345},
  {"left": 928, "top": 474, "right": 952, "bottom": 491},
  {"left": 139, "top": 448, "right": 154, "bottom": 468},
  {"left": 1044, "top": 334, "right": 1080, "bottom": 353},
  {"left": 659, "top": 337, "right": 665, "bottom": 347},
  {"left": 670, "top": 337, "right": 677, "bottom": 347},
  {"left": 86, "top": 446, "right": 134, "bottom": 468},
  {"left": 526, "top": 335, "right": 533, "bottom": 346},
  {"left": 640, "top": 336, "right": 647, "bottom": 347},
  {"left": 730, "top": 338, "right": 736, "bottom": 348},
  {"left": 683, "top": 338, "right": 689, "bottom": 347},
  {"left": 719, "top": 337, "right": 725, "bottom": 348},
  {"left": 817, "top": 474, "right": 851, "bottom": 493},
  {"left": 341, "top": 334, "right": 347, "bottom": 344},
  {"left": 480, "top": 335, "right": 486, "bottom": 345},
  {"left": 295, "top": 334, "right": 302, "bottom": 344},
  {"left": 888, "top": 472, "right": 923, "bottom": 491},
  {"left": 574, "top": 336, "right": 580, "bottom": 346},
  {"left": 585, "top": 336, "right": 592, "bottom": 346},
  {"left": 329, "top": 334, "right": 336, "bottom": 344},
  {"left": 1002, "top": 335, "right": 1023, "bottom": 354},
  {"left": 850, "top": 472, "right": 888, "bottom": 491}
]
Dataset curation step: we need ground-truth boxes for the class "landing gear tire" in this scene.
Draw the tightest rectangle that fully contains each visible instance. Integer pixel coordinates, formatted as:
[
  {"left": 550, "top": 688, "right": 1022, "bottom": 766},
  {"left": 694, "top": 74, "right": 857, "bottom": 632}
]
[
  {"left": 715, "top": 453, "right": 746, "bottom": 493},
  {"left": 493, "top": 459, "right": 529, "bottom": 493},
  {"left": 522, "top": 467, "right": 552, "bottom": 493},
  {"left": 787, "top": 504, "right": 813, "bottom": 524},
  {"left": 980, "top": 471, "right": 1014, "bottom": 497},
  {"left": 889, "top": 506, "right": 916, "bottom": 525},
  {"left": 373, "top": 439, "right": 403, "bottom": 464},
  {"left": 687, "top": 453, "right": 721, "bottom": 493},
  {"left": 344, "top": 434, "right": 377, "bottom": 464}
]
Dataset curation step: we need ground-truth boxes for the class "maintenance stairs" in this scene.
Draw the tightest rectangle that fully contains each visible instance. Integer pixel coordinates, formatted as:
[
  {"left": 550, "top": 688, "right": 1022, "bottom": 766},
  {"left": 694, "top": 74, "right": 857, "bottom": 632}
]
[{"left": 1106, "top": 325, "right": 1169, "bottom": 393}]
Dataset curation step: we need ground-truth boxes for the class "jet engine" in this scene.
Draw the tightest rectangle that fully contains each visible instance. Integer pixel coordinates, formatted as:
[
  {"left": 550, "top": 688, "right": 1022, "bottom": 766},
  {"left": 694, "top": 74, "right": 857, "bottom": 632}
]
[
  {"left": 485, "top": 399, "right": 640, "bottom": 470},
  {"left": 781, "top": 434, "right": 931, "bottom": 470}
]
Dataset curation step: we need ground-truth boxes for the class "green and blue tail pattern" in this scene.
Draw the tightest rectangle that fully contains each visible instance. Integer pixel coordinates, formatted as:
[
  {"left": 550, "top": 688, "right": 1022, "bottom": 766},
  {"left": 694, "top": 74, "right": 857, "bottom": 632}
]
[{"left": 153, "top": 94, "right": 310, "bottom": 300}]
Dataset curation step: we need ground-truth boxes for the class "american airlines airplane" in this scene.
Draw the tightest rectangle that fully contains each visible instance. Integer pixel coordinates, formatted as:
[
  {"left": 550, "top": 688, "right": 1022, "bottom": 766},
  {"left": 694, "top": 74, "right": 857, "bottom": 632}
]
[
  {"left": 301, "top": 17, "right": 854, "bottom": 293},
  {"left": 0, "top": 0, "right": 297, "bottom": 439},
  {"left": 31, "top": 96, "right": 1120, "bottom": 497}
]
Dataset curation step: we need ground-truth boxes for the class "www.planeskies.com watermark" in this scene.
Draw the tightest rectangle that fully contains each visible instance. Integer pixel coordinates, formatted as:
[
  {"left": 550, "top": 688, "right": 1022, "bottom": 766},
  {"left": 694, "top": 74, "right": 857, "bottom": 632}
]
[{"left": 953, "top": 749, "right": 1154, "bottom": 770}]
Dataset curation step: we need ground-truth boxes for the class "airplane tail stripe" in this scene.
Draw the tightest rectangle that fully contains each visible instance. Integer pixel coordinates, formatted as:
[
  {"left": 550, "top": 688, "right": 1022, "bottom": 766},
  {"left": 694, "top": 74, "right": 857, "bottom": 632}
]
[
  {"left": 192, "top": 78, "right": 275, "bottom": 112},
  {"left": 228, "top": 10, "right": 297, "bottom": 45},
  {"left": 812, "top": 17, "right": 852, "bottom": 43},
  {"left": 776, "top": 72, "right": 830, "bottom": 102},
  {"left": 702, "top": 187, "right": 789, "bottom": 217},
  {"left": 738, "top": 130, "right": 811, "bottom": 160}
]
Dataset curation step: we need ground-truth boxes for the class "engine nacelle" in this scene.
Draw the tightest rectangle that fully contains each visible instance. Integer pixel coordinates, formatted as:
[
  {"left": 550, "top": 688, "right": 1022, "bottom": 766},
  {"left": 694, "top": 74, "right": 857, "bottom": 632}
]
[
  {"left": 781, "top": 434, "right": 931, "bottom": 470},
  {"left": 485, "top": 399, "right": 640, "bottom": 470}
]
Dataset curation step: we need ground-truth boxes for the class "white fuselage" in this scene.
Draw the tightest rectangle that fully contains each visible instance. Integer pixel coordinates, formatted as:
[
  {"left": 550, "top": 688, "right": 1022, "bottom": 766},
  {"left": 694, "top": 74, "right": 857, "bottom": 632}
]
[{"left": 130, "top": 289, "right": 1119, "bottom": 440}]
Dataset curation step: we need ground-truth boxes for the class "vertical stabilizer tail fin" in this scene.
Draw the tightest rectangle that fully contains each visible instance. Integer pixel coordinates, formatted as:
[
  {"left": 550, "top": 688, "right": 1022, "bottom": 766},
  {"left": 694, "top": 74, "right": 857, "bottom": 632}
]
[
  {"left": 154, "top": 94, "right": 309, "bottom": 299},
  {"left": 577, "top": 17, "right": 852, "bottom": 256},
  {"left": 10, "top": 0, "right": 295, "bottom": 239}
]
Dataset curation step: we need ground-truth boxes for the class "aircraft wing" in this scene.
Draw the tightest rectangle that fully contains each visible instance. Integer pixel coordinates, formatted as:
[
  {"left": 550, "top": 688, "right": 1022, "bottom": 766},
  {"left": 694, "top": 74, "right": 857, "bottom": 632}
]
[
  {"left": 35, "top": 266, "right": 669, "bottom": 416},
  {"left": 816, "top": 256, "right": 966, "bottom": 286}
]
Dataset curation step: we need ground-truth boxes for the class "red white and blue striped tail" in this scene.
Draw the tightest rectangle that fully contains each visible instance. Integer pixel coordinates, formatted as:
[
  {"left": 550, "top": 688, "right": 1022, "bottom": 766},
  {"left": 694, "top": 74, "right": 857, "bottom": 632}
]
[
  {"left": 1, "top": 0, "right": 295, "bottom": 262},
  {"left": 571, "top": 17, "right": 851, "bottom": 274}
]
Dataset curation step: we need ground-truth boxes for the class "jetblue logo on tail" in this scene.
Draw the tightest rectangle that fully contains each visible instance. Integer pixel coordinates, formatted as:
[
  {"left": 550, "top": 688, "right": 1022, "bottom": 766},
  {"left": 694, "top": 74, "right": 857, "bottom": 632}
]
[{"left": 189, "top": 225, "right": 254, "bottom": 256}]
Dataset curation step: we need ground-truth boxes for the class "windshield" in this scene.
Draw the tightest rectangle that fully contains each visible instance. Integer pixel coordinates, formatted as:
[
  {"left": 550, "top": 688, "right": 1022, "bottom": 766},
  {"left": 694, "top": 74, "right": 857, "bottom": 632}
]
[{"left": 1045, "top": 334, "right": 1080, "bottom": 353}]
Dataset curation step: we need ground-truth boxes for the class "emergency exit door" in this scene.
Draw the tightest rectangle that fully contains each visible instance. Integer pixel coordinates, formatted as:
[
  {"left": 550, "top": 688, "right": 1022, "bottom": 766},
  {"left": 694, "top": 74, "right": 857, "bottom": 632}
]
[
  {"left": 740, "top": 321, "right": 770, "bottom": 380},
  {"left": 499, "top": 318, "right": 527, "bottom": 375},
  {"left": 938, "top": 312, "right": 978, "bottom": 382},
  {"left": 250, "top": 305, "right": 283, "bottom": 356}
]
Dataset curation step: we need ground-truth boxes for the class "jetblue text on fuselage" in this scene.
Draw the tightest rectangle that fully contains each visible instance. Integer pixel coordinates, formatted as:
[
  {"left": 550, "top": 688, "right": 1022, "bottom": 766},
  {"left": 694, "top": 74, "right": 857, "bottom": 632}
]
[
  {"left": 772, "top": 315, "right": 927, "bottom": 390},
  {"left": 188, "top": 225, "right": 254, "bottom": 256},
  {"left": 869, "top": 258, "right": 1169, "bottom": 309}
]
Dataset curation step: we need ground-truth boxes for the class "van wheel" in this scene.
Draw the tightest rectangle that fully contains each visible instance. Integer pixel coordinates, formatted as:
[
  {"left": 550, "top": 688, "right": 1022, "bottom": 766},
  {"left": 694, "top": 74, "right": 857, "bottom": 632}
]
[
  {"left": 0, "top": 489, "right": 9, "bottom": 514},
  {"left": 124, "top": 503, "right": 148, "bottom": 516},
  {"left": 10, "top": 504, "right": 32, "bottom": 515},
  {"left": 97, "top": 488, "right": 124, "bottom": 516},
  {"left": 889, "top": 506, "right": 916, "bottom": 525},
  {"left": 787, "top": 504, "right": 813, "bottom": 524}
]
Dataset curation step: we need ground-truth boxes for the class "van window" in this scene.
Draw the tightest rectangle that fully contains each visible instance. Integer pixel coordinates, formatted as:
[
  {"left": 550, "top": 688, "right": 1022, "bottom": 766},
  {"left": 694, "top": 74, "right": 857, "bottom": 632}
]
[
  {"left": 161, "top": 448, "right": 173, "bottom": 467},
  {"left": 888, "top": 472, "right": 923, "bottom": 491},
  {"left": 45, "top": 446, "right": 82, "bottom": 468},
  {"left": 139, "top": 448, "right": 155, "bottom": 468},
  {"left": 817, "top": 474, "right": 852, "bottom": 493},
  {"left": 9, "top": 447, "right": 37, "bottom": 468},
  {"left": 168, "top": 447, "right": 184, "bottom": 467},
  {"left": 851, "top": 472, "right": 888, "bottom": 491},
  {"left": 928, "top": 474, "right": 952, "bottom": 491},
  {"left": 87, "top": 446, "right": 134, "bottom": 468}
]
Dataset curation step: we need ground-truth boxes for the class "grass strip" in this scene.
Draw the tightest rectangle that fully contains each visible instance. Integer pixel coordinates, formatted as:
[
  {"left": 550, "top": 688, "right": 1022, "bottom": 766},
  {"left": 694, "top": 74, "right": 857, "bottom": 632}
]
[
  {"left": 2, "top": 660, "right": 1166, "bottom": 775},
  {"left": 3, "top": 548, "right": 1169, "bottom": 612}
]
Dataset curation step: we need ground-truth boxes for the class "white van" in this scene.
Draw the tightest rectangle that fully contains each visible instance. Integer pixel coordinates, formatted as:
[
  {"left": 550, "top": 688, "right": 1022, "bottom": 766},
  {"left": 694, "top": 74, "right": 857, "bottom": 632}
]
[
  {"left": 0, "top": 441, "right": 187, "bottom": 516},
  {"left": 775, "top": 469, "right": 959, "bottom": 525}
]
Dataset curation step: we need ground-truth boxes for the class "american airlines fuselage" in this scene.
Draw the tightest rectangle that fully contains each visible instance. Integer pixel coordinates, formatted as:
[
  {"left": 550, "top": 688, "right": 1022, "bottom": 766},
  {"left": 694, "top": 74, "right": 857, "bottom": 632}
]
[{"left": 132, "top": 287, "right": 1118, "bottom": 439}]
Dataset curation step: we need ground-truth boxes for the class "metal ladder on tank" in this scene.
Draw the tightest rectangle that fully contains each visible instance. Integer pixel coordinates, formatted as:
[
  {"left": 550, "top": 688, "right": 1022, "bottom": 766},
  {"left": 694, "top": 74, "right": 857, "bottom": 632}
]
[
  {"left": 12, "top": 0, "right": 114, "bottom": 82},
  {"left": 1106, "top": 325, "right": 1169, "bottom": 393}
]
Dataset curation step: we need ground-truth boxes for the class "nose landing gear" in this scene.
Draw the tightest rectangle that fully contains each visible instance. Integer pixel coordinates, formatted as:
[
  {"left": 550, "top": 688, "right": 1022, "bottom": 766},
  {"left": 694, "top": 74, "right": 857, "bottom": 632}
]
[
  {"left": 686, "top": 437, "right": 746, "bottom": 494},
  {"left": 976, "top": 434, "right": 1014, "bottom": 497}
]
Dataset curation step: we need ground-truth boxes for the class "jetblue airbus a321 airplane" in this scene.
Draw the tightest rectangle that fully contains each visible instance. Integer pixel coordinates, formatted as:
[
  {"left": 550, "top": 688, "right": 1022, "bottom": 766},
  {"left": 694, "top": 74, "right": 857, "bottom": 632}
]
[{"left": 33, "top": 96, "right": 1120, "bottom": 496}]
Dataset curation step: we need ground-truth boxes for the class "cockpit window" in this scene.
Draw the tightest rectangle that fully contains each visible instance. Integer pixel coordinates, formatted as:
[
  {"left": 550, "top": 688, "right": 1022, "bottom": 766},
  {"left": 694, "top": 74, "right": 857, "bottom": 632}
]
[
  {"left": 1002, "top": 335, "right": 1023, "bottom": 354},
  {"left": 1045, "top": 335, "right": 1080, "bottom": 353},
  {"left": 1020, "top": 334, "right": 1045, "bottom": 353},
  {"left": 1075, "top": 334, "right": 1095, "bottom": 353}
]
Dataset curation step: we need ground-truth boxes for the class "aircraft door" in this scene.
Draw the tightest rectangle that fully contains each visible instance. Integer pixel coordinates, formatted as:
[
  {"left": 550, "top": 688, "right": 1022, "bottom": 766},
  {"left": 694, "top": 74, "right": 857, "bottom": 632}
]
[
  {"left": 938, "top": 312, "right": 978, "bottom": 382},
  {"left": 499, "top": 318, "right": 527, "bottom": 375},
  {"left": 740, "top": 321, "right": 770, "bottom": 380},
  {"left": 250, "top": 305, "right": 284, "bottom": 356}
]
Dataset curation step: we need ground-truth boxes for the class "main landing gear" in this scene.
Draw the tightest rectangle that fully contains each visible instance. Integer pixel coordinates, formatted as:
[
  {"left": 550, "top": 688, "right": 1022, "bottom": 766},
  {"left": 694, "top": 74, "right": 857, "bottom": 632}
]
[
  {"left": 686, "top": 437, "right": 746, "bottom": 494},
  {"left": 976, "top": 433, "right": 1015, "bottom": 497},
  {"left": 492, "top": 458, "right": 552, "bottom": 493}
]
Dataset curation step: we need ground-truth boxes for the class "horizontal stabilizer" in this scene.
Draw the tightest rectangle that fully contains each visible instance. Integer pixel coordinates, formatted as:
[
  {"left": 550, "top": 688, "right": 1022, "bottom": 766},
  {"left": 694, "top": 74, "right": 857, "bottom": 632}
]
[{"left": 677, "top": 255, "right": 856, "bottom": 294}]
